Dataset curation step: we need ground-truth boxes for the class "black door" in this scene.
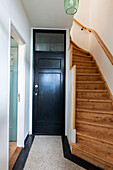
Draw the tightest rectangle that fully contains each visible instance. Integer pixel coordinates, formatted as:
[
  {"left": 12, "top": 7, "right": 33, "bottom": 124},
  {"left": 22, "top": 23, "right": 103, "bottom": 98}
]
[{"left": 33, "top": 30, "right": 66, "bottom": 135}]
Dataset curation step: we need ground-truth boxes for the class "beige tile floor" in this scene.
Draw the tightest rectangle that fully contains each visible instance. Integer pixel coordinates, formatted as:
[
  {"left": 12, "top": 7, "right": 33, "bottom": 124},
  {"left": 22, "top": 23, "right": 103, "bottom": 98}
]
[{"left": 24, "top": 136, "right": 85, "bottom": 170}]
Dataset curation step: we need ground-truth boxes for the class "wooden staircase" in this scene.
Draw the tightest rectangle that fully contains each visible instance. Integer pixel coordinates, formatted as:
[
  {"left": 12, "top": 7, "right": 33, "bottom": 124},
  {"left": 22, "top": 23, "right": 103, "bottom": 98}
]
[{"left": 70, "top": 43, "right": 113, "bottom": 170}]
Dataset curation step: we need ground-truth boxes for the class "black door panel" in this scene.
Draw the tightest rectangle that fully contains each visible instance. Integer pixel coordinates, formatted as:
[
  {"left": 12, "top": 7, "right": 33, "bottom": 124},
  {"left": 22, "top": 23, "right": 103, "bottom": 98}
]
[{"left": 33, "top": 30, "right": 66, "bottom": 135}]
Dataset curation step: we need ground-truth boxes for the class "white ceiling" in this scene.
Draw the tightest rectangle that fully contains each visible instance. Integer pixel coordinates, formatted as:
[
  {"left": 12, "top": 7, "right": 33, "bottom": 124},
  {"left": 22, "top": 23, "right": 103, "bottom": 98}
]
[{"left": 21, "top": 0, "right": 73, "bottom": 28}]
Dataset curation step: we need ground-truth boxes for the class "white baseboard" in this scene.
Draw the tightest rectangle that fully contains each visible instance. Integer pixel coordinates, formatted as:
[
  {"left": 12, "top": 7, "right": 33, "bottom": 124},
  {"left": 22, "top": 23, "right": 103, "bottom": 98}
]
[{"left": 71, "top": 129, "right": 76, "bottom": 143}]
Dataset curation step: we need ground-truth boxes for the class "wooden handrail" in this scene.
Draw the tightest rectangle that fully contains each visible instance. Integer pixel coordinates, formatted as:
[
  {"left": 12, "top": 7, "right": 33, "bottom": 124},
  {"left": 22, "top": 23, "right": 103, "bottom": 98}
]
[{"left": 73, "top": 18, "right": 113, "bottom": 65}]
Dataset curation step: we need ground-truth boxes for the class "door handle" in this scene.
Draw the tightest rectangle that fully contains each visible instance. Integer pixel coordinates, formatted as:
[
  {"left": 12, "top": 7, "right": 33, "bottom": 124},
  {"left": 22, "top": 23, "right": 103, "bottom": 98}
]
[
  {"left": 34, "top": 84, "right": 39, "bottom": 93},
  {"left": 35, "top": 85, "right": 38, "bottom": 88},
  {"left": 18, "top": 93, "right": 20, "bottom": 102}
]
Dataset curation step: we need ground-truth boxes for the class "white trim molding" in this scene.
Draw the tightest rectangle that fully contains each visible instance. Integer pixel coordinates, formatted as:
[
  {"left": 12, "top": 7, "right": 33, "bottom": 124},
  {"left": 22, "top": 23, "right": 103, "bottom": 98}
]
[{"left": 29, "top": 28, "right": 70, "bottom": 136}]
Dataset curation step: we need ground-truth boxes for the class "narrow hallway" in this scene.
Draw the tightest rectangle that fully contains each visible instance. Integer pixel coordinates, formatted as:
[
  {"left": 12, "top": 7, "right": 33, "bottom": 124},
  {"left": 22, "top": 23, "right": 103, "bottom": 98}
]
[
  {"left": 1, "top": 0, "right": 113, "bottom": 169},
  {"left": 24, "top": 136, "right": 85, "bottom": 170}
]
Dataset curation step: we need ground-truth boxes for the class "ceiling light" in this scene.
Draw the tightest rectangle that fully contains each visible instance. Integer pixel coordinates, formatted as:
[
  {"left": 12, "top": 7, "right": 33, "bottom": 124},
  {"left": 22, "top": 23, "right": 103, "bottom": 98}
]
[{"left": 64, "top": 0, "right": 79, "bottom": 15}]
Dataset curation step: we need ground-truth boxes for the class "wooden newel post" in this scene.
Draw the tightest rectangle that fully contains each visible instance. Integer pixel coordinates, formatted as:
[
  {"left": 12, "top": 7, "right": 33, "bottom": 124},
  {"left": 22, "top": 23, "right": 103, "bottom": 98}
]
[{"left": 70, "top": 44, "right": 73, "bottom": 70}]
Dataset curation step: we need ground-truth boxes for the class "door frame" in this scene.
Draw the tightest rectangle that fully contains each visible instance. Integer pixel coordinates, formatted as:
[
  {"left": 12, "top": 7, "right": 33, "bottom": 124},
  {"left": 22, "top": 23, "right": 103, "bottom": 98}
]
[
  {"left": 7, "top": 20, "right": 26, "bottom": 163},
  {"left": 32, "top": 29, "right": 66, "bottom": 135},
  {"left": 29, "top": 28, "right": 70, "bottom": 136}
]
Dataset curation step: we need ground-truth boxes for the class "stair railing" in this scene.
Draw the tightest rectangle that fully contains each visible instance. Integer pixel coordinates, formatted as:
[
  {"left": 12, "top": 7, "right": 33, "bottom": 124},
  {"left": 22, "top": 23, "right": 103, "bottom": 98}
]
[{"left": 73, "top": 18, "right": 113, "bottom": 65}]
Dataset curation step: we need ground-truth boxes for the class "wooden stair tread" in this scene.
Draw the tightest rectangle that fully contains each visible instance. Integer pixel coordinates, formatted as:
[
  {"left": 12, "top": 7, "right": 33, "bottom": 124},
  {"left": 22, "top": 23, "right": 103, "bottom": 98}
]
[
  {"left": 77, "top": 98, "right": 112, "bottom": 102},
  {"left": 73, "top": 54, "right": 92, "bottom": 58},
  {"left": 76, "top": 66, "right": 97, "bottom": 69},
  {"left": 77, "top": 108, "right": 113, "bottom": 114},
  {"left": 77, "top": 89, "right": 107, "bottom": 92},
  {"left": 77, "top": 73, "right": 100, "bottom": 76},
  {"left": 76, "top": 81, "right": 104, "bottom": 84},
  {"left": 73, "top": 60, "right": 94, "bottom": 63},
  {"left": 73, "top": 46, "right": 89, "bottom": 53},
  {"left": 77, "top": 118, "right": 113, "bottom": 128},
  {"left": 74, "top": 65, "right": 97, "bottom": 68},
  {"left": 77, "top": 131, "right": 113, "bottom": 145},
  {"left": 70, "top": 143, "right": 113, "bottom": 166}
]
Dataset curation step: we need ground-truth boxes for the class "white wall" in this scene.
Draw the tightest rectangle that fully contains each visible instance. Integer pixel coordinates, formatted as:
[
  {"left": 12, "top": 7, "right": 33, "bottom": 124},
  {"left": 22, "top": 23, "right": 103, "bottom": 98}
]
[
  {"left": 71, "top": 0, "right": 113, "bottom": 95},
  {"left": 89, "top": 0, "right": 113, "bottom": 95},
  {"left": 71, "top": 0, "right": 90, "bottom": 51},
  {"left": 0, "top": 0, "right": 30, "bottom": 169}
]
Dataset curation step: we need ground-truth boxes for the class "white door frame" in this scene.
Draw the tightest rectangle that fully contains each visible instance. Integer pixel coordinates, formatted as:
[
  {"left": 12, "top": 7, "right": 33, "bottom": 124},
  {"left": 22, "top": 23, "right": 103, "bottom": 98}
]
[
  {"left": 8, "top": 20, "right": 26, "bottom": 160},
  {"left": 29, "top": 28, "right": 70, "bottom": 136}
]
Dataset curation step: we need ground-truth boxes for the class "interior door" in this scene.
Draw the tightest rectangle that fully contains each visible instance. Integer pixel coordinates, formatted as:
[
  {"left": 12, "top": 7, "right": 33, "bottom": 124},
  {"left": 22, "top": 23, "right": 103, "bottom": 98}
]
[
  {"left": 33, "top": 30, "right": 66, "bottom": 135},
  {"left": 9, "top": 37, "right": 18, "bottom": 141}
]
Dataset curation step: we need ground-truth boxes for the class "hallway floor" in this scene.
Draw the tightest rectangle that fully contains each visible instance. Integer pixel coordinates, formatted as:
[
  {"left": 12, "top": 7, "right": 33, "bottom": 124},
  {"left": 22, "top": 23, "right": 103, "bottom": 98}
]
[
  {"left": 9, "top": 141, "right": 17, "bottom": 160},
  {"left": 9, "top": 141, "right": 22, "bottom": 170},
  {"left": 24, "top": 136, "right": 85, "bottom": 170}
]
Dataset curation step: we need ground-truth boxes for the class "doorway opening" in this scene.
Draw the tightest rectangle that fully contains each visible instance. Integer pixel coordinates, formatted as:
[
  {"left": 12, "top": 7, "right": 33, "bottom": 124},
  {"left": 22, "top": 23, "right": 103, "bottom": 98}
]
[
  {"left": 9, "top": 37, "right": 18, "bottom": 163},
  {"left": 8, "top": 24, "right": 26, "bottom": 169},
  {"left": 32, "top": 30, "right": 66, "bottom": 135}
]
